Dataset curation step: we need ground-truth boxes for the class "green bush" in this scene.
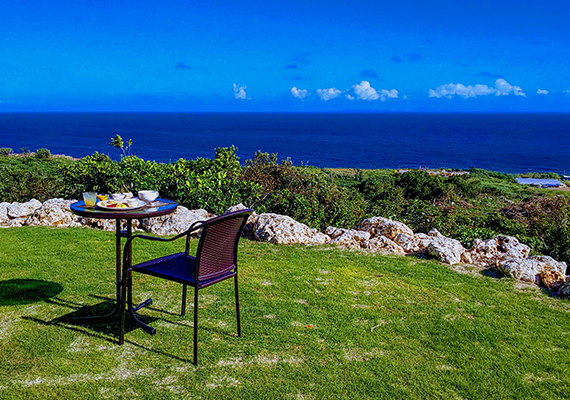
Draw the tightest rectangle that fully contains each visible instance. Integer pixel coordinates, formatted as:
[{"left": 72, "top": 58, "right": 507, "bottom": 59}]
[
  {"left": 35, "top": 148, "right": 51, "bottom": 159},
  {"left": 0, "top": 148, "right": 12, "bottom": 156}
]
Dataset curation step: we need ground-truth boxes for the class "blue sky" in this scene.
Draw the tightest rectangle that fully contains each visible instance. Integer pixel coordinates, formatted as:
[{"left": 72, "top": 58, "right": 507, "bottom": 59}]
[{"left": 1, "top": 0, "right": 570, "bottom": 112}]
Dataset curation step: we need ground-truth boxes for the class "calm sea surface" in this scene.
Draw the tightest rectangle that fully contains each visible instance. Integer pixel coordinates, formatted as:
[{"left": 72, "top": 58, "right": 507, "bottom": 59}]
[{"left": 1, "top": 112, "right": 569, "bottom": 174}]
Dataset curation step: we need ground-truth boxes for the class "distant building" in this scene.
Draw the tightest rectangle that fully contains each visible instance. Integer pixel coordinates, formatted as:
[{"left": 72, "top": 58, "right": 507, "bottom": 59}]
[{"left": 515, "top": 178, "right": 565, "bottom": 188}]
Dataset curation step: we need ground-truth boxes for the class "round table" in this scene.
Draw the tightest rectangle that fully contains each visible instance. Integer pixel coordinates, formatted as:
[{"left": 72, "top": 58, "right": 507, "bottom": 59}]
[{"left": 70, "top": 198, "right": 177, "bottom": 327}]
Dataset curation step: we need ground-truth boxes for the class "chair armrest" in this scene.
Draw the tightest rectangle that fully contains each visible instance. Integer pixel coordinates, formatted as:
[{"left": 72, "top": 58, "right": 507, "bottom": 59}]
[
  {"left": 122, "top": 220, "right": 205, "bottom": 272},
  {"left": 124, "top": 220, "right": 205, "bottom": 247}
]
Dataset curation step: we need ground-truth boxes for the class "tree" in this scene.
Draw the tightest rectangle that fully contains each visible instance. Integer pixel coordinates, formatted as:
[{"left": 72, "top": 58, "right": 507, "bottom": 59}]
[{"left": 110, "top": 134, "right": 133, "bottom": 157}]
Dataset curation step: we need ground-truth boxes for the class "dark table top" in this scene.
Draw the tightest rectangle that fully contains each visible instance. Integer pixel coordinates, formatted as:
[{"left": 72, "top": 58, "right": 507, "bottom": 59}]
[{"left": 70, "top": 198, "right": 178, "bottom": 220}]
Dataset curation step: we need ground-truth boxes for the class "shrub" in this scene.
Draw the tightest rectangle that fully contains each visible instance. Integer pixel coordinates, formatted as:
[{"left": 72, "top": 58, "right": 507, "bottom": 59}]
[
  {"left": 243, "top": 152, "right": 365, "bottom": 230},
  {"left": 35, "top": 148, "right": 51, "bottom": 159},
  {"left": 0, "top": 148, "right": 12, "bottom": 156}
]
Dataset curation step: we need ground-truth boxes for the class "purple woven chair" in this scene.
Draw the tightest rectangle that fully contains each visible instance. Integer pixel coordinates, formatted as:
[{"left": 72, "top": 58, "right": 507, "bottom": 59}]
[{"left": 119, "top": 209, "right": 252, "bottom": 364}]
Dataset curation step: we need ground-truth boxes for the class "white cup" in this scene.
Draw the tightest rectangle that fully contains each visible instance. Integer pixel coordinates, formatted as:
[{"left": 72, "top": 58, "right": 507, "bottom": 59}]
[{"left": 138, "top": 190, "right": 159, "bottom": 202}]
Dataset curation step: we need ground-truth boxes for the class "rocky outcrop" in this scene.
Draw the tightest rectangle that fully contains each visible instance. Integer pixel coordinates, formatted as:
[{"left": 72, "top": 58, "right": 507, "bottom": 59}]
[
  {"left": 254, "top": 213, "right": 328, "bottom": 245},
  {"left": 358, "top": 216, "right": 414, "bottom": 240},
  {"left": 325, "top": 227, "right": 370, "bottom": 248},
  {"left": 0, "top": 202, "right": 10, "bottom": 223},
  {"left": 324, "top": 226, "right": 404, "bottom": 254},
  {"left": 141, "top": 207, "right": 214, "bottom": 236},
  {"left": 26, "top": 199, "right": 83, "bottom": 227},
  {"left": 392, "top": 232, "right": 433, "bottom": 253},
  {"left": 8, "top": 199, "right": 42, "bottom": 219},
  {"left": 2, "top": 198, "right": 569, "bottom": 293},
  {"left": 498, "top": 256, "right": 567, "bottom": 284},
  {"left": 468, "top": 236, "right": 530, "bottom": 268},
  {"left": 425, "top": 229, "right": 467, "bottom": 265},
  {"left": 364, "top": 236, "right": 405, "bottom": 255}
]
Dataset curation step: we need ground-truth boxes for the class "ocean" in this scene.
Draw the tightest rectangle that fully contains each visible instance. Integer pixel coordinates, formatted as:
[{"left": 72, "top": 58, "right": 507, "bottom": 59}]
[{"left": 1, "top": 112, "right": 569, "bottom": 174}]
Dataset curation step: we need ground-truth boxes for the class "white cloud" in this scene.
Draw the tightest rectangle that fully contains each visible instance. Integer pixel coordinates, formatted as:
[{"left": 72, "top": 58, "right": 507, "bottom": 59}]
[
  {"left": 291, "top": 87, "right": 309, "bottom": 99},
  {"left": 351, "top": 81, "right": 398, "bottom": 101},
  {"left": 537, "top": 89, "right": 549, "bottom": 95},
  {"left": 316, "top": 88, "right": 342, "bottom": 101},
  {"left": 346, "top": 94, "right": 355, "bottom": 101},
  {"left": 429, "top": 79, "right": 525, "bottom": 99},
  {"left": 233, "top": 83, "right": 248, "bottom": 100},
  {"left": 379, "top": 89, "right": 399, "bottom": 101},
  {"left": 352, "top": 81, "right": 379, "bottom": 100},
  {"left": 495, "top": 79, "right": 525, "bottom": 97}
]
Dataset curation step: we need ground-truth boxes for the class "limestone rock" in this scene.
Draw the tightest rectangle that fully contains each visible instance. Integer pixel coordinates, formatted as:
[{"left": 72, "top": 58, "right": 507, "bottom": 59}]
[
  {"left": 498, "top": 256, "right": 567, "bottom": 284},
  {"left": 426, "top": 234, "right": 466, "bottom": 265},
  {"left": 26, "top": 199, "right": 82, "bottom": 227},
  {"left": 538, "top": 269, "right": 566, "bottom": 290},
  {"left": 141, "top": 207, "right": 214, "bottom": 236},
  {"left": 392, "top": 232, "right": 434, "bottom": 254},
  {"left": 468, "top": 236, "right": 530, "bottom": 268},
  {"left": 0, "top": 202, "right": 10, "bottom": 223},
  {"left": 428, "top": 228, "right": 443, "bottom": 237},
  {"left": 7, "top": 199, "right": 42, "bottom": 218},
  {"left": 358, "top": 216, "right": 413, "bottom": 240},
  {"left": 225, "top": 203, "right": 249, "bottom": 213},
  {"left": 325, "top": 226, "right": 370, "bottom": 248},
  {"left": 363, "top": 236, "right": 405, "bottom": 255},
  {"left": 253, "top": 213, "right": 329, "bottom": 245}
]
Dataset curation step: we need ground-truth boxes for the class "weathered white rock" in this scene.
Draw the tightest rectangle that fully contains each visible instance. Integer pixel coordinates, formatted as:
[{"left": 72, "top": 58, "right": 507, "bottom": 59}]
[
  {"left": 364, "top": 236, "right": 405, "bottom": 255},
  {"left": 325, "top": 226, "right": 370, "bottom": 248},
  {"left": 26, "top": 199, "right": 82, "bottom": 227},
  {"left": 498, "top": 256, "right": 567, "bottom": 284},
  {"left": 141, "top": 207, "right": 214, "bottom": 236},
  {"left": 468, "top": 236, "right": 530, "bottom": 268},
  {"left": 254, "top": 213, "right": 329, "bottom": 245},
  {"left": 0, "top": 202, "right": 10, "bottom": 223},
  {"left": 225, "top": 203, "right": 249, "bottom": 213},
  {"left": 426, "top": 232, "right": 466, "bottom": 265},
  {"left": 538, "top": 269, "right": 566, "bottom": 289},
  {"left": 392, "top": 232, "right": 434, "bottom": 253},
  {"left": 7, "top": 199, "right": 42, "bottom": 219},
  {"left": 358, "top": 216, "right": 414, "bottom": 240}
]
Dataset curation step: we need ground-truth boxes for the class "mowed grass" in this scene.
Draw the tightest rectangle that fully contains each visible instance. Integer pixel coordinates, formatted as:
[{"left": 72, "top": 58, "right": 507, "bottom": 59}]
[{"left": 1, "top": 227, "right": 570, "bottom": 399}]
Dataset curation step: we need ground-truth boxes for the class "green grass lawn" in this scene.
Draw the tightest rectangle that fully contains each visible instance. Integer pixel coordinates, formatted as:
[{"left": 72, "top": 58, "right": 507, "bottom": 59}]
[{"left": 1, "top": 227, "right": 570, "bottom": 399}]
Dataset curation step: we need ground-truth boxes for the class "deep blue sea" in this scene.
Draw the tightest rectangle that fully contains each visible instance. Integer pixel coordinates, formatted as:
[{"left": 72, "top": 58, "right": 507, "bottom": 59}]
[{"left": 1, "top": 112, "right": 569, "bottom": 174}]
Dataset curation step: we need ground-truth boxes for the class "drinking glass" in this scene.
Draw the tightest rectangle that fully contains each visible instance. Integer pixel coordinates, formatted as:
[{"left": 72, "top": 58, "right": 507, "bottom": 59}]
[{"left": 83, "top": 192, "right": 97, "bottom": 206}]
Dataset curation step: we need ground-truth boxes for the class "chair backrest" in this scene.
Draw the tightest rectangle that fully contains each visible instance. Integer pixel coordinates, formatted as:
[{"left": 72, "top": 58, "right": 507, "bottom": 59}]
[{"left": 194, "top": 209, "right": 252, "bottom": 281}]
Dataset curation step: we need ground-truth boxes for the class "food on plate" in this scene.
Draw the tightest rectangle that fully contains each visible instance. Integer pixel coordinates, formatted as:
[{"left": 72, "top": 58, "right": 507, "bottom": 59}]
[
  {"left": 105, "top": 200, "right": 128, "bottom": 208},
  {"left": 97, "top": 194, "right": 109, "bottom": 201}
]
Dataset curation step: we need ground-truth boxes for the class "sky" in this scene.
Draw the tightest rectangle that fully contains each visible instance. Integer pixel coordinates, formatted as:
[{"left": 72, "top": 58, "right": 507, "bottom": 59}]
[{"left": 1, "top": 0, "right": 570, "bottom": 112}]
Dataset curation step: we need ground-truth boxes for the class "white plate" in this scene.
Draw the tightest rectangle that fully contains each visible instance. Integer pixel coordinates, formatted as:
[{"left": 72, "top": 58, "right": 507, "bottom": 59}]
[{"left": 96, "top": 199, "right": 145, "bottom": 210}]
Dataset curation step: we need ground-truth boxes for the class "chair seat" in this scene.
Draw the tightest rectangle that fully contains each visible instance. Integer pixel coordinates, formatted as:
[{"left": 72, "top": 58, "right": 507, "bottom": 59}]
[{"left": 132, "top": 252, "right": 236, "bottom": 288}]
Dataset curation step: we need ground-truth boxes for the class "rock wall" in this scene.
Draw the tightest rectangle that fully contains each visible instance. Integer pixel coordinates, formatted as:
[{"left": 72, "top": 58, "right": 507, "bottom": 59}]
[{"left": 2, "top": 198, "right": 568, "bottom": 295}]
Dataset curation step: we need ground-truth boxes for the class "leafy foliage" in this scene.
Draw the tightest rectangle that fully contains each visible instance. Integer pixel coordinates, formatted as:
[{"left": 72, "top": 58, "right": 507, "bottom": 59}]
[{"left": 2, "top": 148, "right": 570, "bottom": 264}]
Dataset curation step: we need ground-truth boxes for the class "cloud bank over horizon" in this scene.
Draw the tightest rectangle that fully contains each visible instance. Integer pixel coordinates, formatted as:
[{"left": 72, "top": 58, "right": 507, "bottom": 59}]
[{"left": 429, "top": 79, "right": 526, "bottom": 99}]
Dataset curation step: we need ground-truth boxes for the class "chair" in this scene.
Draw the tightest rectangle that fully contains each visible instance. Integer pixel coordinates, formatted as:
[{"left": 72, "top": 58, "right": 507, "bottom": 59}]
[{"left": 119, "top": 208, "right": 252, "bottom": 364}]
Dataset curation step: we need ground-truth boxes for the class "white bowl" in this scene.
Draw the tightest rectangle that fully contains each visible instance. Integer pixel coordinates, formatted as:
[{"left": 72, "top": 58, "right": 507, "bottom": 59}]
[
  {"left": 138, "top": 190, "right": 158, "bottom": 202},
  {"left": 111, "top": 193, "right": 126, "bottom": 200}
]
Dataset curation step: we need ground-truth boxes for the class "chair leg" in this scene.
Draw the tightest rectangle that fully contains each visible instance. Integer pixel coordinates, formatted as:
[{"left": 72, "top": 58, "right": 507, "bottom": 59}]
[
  {"left": 193, "top": 287, "right": 199, "bottom": 365},
  {"left": 235, "top": 274, "right": 241, "bottom": 337},
  {"left": 181, "top": 284, "right": 187, "bottom": 316}
]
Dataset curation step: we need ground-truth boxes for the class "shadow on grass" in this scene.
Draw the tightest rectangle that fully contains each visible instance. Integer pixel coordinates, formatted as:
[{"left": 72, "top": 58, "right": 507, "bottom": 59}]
[
  {"left": 22, "top": 315, "right": 194, "bottom": 363},
  {"left": 0, "top": 279, "right": 63, "bottom": 306}
]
